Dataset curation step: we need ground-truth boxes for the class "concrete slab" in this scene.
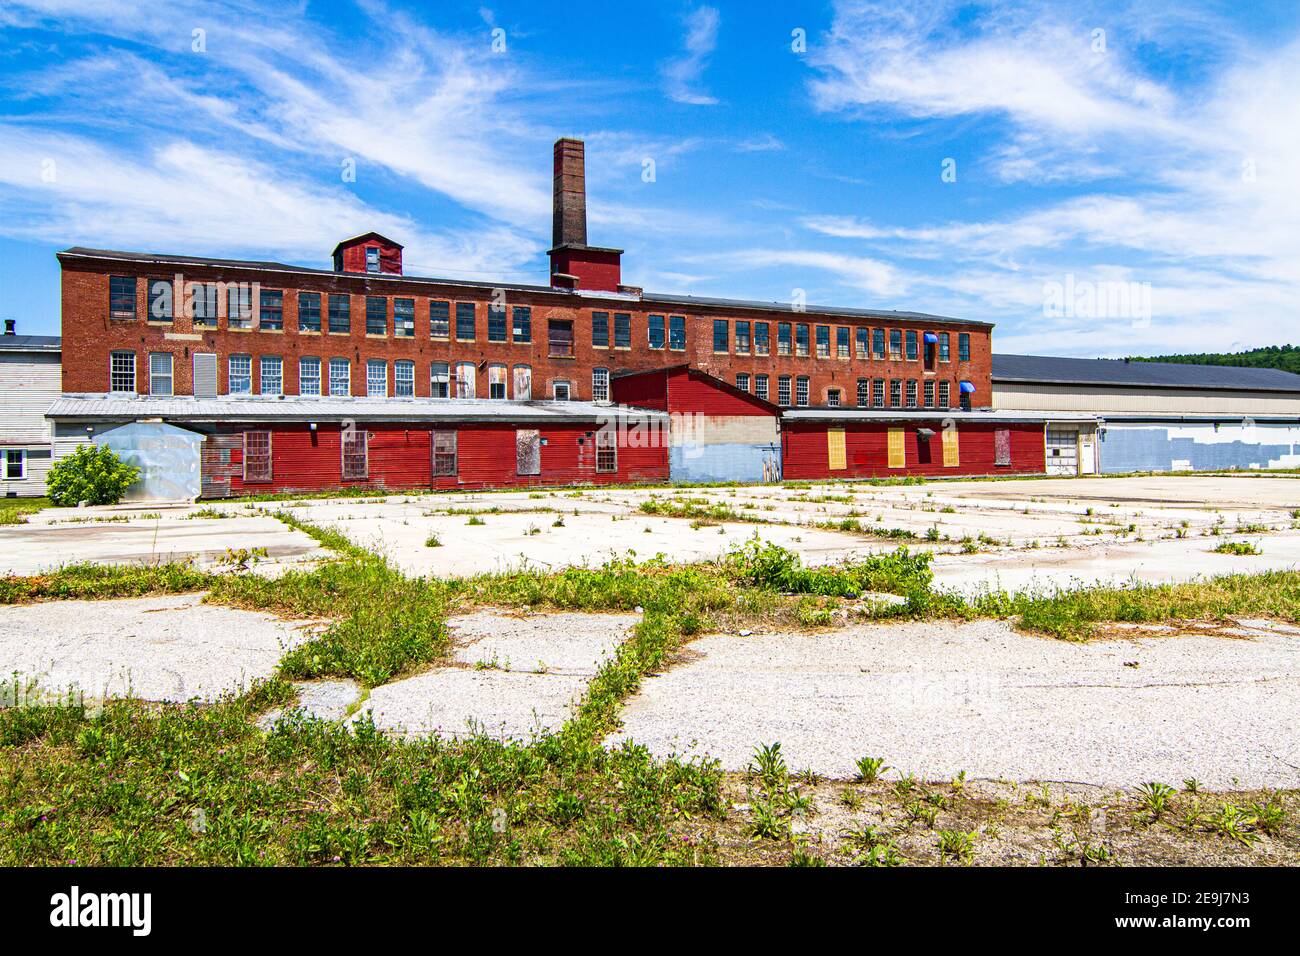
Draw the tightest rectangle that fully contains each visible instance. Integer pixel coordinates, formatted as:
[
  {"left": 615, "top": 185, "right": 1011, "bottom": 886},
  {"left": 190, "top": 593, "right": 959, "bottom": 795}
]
[
  {"left": 259, "top": 679, "right": 363, "bottom": 729},
  {"left": 0, "top": 593, "right": 320, "bottom": 702},
  {"left": 448, "top": 610, "right": 635, "bottom": 674},
  {"left": 609, "top": 619, "right": 1300, "bottom": 788}
]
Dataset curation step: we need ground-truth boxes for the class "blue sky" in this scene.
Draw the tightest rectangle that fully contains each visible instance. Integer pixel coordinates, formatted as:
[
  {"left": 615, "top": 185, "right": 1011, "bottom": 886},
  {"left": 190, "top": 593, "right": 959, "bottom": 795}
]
[{"left": 2, "top": 0, "right": 1298, "bottom": 355}]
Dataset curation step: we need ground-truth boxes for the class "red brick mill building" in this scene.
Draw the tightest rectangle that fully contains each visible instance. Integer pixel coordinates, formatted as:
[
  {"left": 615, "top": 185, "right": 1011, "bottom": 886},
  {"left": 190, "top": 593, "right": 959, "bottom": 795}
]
[{"left": 48, "top": 138, "right": 1053, "bottom": 498}]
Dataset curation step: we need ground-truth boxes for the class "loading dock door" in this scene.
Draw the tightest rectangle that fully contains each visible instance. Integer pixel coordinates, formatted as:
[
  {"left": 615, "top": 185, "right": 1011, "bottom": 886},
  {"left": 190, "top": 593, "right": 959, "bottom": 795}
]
[{"left": 1046, "top": 427, "right": 1079, "bottom": 476}]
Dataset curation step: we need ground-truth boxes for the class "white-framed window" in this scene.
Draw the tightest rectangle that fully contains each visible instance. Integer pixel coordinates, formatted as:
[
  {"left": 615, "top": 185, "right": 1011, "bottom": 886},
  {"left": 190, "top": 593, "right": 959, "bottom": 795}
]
[
  {"left": 342, "top": 426, "right": 368, "bottom": 479},
  {"left": 432, "top": 430, "right": 457, "bottom": 477},
  {"left": 795, "top": 376, "right": 810, "bottom": 407},
  {"left": 906, "top": 379, "right": 918, "bottom": 408},
  {"left": 754, "top": 374, "right": 769, "bottom": 402},
  {"left": 827, "top": 388, "right": 841, "bottom": 407},
  {"left": 553, "top": 381, "right": 571, "bottom": 401},
  {"left": 366, "top": 359, "right": 387, "bottom": 397},
  {"left": 299, "top": 357, "right": 322, "bottom": 396},
  {"left": 856, "top": 378, "right": 870, "bottom": 407},
  {"left": 260, "top": 356, "right": 283, "bottom": 396},
  {"left": 777, "top": 375, "right": 791, "bottom": 407},
  {"left": 592, "top": 367, "right": 609, "bottom": 402},
  {"left": 431, "top": 362, "right": 450, "bottom": 399},
  {"left": 229, "top": 354, "right": 252, "bottom": 394},
  {"left": 3, "top": 449, "right": 25, "bottom": 481},
  {"left": 513, "top": 365, "right": 532, "bottom": 400},
  {"left": 455, "top": 362, "right": 476, "bottom": 399},
  {"left": 488, "top": 364, "right": 507, "bottom": 399},
  {"left": 595, "top": 429, "right": 617, "bottom": 473},
  {"left": 938, "top": 380, "right": 951, "bottom": 408},
  {"left": 735, "top": 372, "right": 750, "bottom": 393},
  {"left": 394, "top": 360, "right": 415, "bottom": 397},
  {"left": 149, "top": 352, "right": 173, "bottom": 396},
  {"left": 243, "top": 430, "right": 272, "bottom": 482},
  {"left": 873, "top": 379, "right": 885, "bottom": 408},
  {"left": 329, "top": 358, "right": 350, "bottom": 396},
  {"left": 365, "top": 246, "right": 380, "bottom": 273},
  {"left": 110, "top": 350, "right": 135, "bottom": 393}
]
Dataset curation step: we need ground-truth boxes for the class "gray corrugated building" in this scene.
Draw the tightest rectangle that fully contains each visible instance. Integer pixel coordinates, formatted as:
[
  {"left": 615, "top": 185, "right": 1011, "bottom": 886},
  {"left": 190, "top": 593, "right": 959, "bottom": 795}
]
[{"left": 0, "top": 324, "right": 61, "bottom": 496}]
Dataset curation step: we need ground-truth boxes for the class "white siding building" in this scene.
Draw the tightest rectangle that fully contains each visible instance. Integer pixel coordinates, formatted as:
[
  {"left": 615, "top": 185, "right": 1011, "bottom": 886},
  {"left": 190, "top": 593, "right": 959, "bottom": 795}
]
[{"left": 0, "top": 325, "right": 62, "bottom": 497}]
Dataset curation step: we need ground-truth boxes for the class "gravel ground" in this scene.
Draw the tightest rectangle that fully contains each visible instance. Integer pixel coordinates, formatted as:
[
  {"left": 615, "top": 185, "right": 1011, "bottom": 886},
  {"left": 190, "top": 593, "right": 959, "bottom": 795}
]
[
  {"left": 609, "top": 619, "right": 1300, "bottom": 789},
  {"left": 0, "top": 593, "right": 320, "bottom": 702}
]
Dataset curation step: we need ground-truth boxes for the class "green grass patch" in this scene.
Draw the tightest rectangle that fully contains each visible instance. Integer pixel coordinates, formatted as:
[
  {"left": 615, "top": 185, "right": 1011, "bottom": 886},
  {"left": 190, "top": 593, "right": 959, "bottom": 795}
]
[{"left": 0, "top": 496, "right": 49, "bottom": 525}]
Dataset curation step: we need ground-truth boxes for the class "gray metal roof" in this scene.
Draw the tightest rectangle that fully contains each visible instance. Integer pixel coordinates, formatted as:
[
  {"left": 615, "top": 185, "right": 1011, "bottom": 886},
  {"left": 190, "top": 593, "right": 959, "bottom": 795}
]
[
  {"left": 0, "top": 334, "right": 61, "bottom": 352},
  {"left": 46, "top": 395, "right": 666, "bottom": 424},
  {"left": 782, "top": 408, "right": 1098, "bottom": 424},
  {"left": 993, "top": 353, "right": 1300, "bottom": 393},
  {"left": 57, "top": 247, "right": 988, "bottom": 327}
]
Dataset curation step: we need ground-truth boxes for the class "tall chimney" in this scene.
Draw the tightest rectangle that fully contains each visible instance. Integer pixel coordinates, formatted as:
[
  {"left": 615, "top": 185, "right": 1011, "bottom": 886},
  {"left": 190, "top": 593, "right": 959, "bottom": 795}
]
[
  {"left": 3, "top": 319, "right": 14, "bottom": 336},
  {"left": 552, "top": 138, "right": 587, "bottom": 248}
]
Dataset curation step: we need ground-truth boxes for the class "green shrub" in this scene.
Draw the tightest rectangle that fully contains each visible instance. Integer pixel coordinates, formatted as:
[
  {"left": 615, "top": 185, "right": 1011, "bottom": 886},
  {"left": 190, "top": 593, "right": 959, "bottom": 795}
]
[{"left": 46, "top": 445, "right": 139, "bottom": 506}]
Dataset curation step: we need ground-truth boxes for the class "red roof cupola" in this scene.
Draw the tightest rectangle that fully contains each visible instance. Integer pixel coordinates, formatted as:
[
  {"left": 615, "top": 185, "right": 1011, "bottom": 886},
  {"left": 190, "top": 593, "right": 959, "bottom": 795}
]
[{"left": 333, "top": 232, "right": 403, "bottom": 275}]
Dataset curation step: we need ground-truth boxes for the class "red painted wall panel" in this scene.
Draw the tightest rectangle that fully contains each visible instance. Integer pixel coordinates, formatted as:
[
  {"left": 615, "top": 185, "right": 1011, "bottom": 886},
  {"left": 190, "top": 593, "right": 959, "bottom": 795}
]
[
  {"left": 611, "top": 369, "right": 670, "bottom": 410},
  {"left": 666, "top": 369, "right": 778, "bottom": 417}
]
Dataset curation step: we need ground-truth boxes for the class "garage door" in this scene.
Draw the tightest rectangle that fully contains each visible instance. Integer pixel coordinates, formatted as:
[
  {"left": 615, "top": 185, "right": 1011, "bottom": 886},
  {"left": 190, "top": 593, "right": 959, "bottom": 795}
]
[{"left": 1046, "top": 427, "right": 1079, "bottom": 476}]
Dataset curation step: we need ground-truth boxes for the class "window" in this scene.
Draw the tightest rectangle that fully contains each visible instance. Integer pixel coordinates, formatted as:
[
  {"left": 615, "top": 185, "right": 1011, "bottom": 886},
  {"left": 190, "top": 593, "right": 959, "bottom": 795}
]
[
  {"left": 815, "top": 325, "right": 830, "bottom": 358},
  {"left": 243, "top": 431, "right": 271, "bottom": 483},
  {"left": 856, "top": 327, "right": 870, "bottom": 358},
  {"left": 366, "top": 296, "right": 388, "bottom": 336},
  {"left": 796, "top": 324, "right": 810, "bottom": 357},
  {"left": 592, "top": 367, "right": 610, "bottom": 402},
  {"left": 455, "top": 362, "right": 476, "bottom": 399},
  {"left": 190, "top": 282, "right": 217, "bottom": 327},
  {"left": 906, "top": 379, "right": 918, "bottom": 407},
  {"left": 227, "top": 285, "right": 252, "bottom": 329},
  {"left": 553, "top": 381, "right": 571, "bottom": 401},
  {"left": 229, "top": 355, "right": 252, "bottom": 394},
  {"left": 516, "top": 429, "right": 541, "bottom": 476},
  {"left": 328, "top": 294, "right": 350, "bottom": 334},
  {"left": 938, "top": 332, "right": 950, "bottom": 362},
  {"left": 777, "top": 322, "right": 792, "bottom": 356},
  {"left": 328, "top": 357, "right": 350, "bottom": 396},
  {"left": 906, "top": 330, "right": 918, "bottom": 361},
  {"left": 873, "top": 379, "right": 885, "bottom": 408},
  {"left": 260, "top": 355, "right": 283, "bottom": 396},
  {"left": 148, "top": 278, "right": 173, "bottom": 322},
  {"left": 366, "top": 359, "right": 387, "bottom": 397},
  {"left": 109, "top": 276, "right": 136, "bottom": 319},
  {"left": 754, "top": 374, "right": 769, "bottom": 402},
  {"left": 713, "top": 319, "right": 729, "bottom": 353},
  {"left": 549, "top": 319, "right": 574, "bottom": 357},
  {"left": 889, "top": 329, "right": 902, "bottom": 359},
  {"left": 795, "top": 376, "right": 810, "bottom": 407},
  {"left": 512, "top": 306, "right": 531, "bottom": 343},
  {"left": 754, "top": 322, "right": 770, "bottom": 355},
  {"left": 394, "top": 298, "right": 415, "bottom": 338},
  {"left": 299, "top": 357, "right": 322, "bottom": 396},
  {"left": 488, "top": 304, "right": 507, "bottom": 342},
  {"left": 827, "top": 388, "right": 841, "bottom": 407},
  {"left": 365, "top": 247, "right": 380, "bottom": 273},
  {"left": 736, "top": 372, "right": 750, "bottom": 392},
  {"left": 395, "top": 360, "right": 414, "bottom": 397},
  {"left": 736, "top": 321, "right": 751, "bottom": 354},
  {"left": 3, "top": 449, "right": 24, "bottom": 481},
  {"left": 513, "top": 365, "right": 532, "bottom": 400},
  {"left": 431, "top": 362, "right": 451, "bottom": 398},
  {"left": 433, "top": 431, "right": 457, "bottom": 477},
  {"left": 836, "top": 327, "right": 850, "bottom": 358},
  {"left": 149, "top": 352, "right": 173, "bottom": 396},
  {"left": 873, "top": 328, "right": 885, "bottom": 359},
  {"left": 938, "top": 380, "right": 951, "bottom": 408},
  {"left": 923, "top": 380, "right": 935, "bottom": 408},
  {"left": 298, "top": 292, "right": 321, "bottom": 332},
  {"left": 259, "top": 289, "right": 283, "bottom": 331},
  {"left": 592, "top": 311, "right": 609, "bottom": 348},
  {"left": 889, "top": 379, "right": 902, "bottom": 407},
  {"left": 994, "top": 429, "right": 1012, "bottom": 467},
  {"left": 342, "top": 427, "right": 368, "bottom": 480},
  {"left": 488, "top": 364, "right": 507, "bottom": 399},
  {"left": 430, "top": 300, "right": 450, "bottom": 338},
  {"left": 613, "top": 312, "right": 631, "bottom": 349},
  {"left": 648, "top": 314, "right": 665, "bottom": 349},
  {"left": 595, "top": 429, "right": 617, "bottom": 473},
  {"left": 455, "top": 302, "right": 476, "bottom": 341},
  {"left": 777, "top": 375, "right": 792, "bottom": 406},
  {"left": 669, "top": 315, "right": 686, "bottom": 351},
  {"left": 958, "top": 333, "right": 971, "bottom": 361},
  {"left": 856, "top": 378, "right": 870, "bottom": 407}
]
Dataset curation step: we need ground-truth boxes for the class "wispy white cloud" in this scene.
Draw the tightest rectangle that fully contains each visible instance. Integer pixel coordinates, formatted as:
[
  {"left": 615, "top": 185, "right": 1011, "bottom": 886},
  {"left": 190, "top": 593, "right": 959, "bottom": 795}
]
[{"left": 660, "top": 6, "right": 720, "bottom": 106}]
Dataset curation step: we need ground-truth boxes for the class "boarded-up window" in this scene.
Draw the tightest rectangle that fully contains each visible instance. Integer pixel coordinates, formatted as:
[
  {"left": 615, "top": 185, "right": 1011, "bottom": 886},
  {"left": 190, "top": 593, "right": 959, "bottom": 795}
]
[
  {"left": 455, "top": 362, "right": 476, "bottom": 399},
  {"left": 193, "top": 352, "right": 217, "bottom": 400},
  {"left": 887, "top": 428, "right": 906, "bottom": 469},
  {"left": 942, "top": 427, "right": 960, "bottom": 467},
  {"left": 432, "top": 430, "right": 457, "bottom": 477},
  {"left": 342, "top": 428, "right": 368, "bottom": 480},
  {"left": 488, "top": 364, "right": 507, "bottom": 399},
  {"left": 516, "top": 429, "right": 541, "bottom": 476},
  {"left": 595, "top": 429, "right": 617, "bottom": 473},
  {"left": 244, "top": 431, "right": 272, "bottom": 482},
  {"left": 513, "top": 365, "right": 532, "bottom": 400},
  {"left": 994, "top": 428, "right": 1012, "bottom": 466},
  {"left": 827, "top": 429, "right": 847, "bottom": 471}
]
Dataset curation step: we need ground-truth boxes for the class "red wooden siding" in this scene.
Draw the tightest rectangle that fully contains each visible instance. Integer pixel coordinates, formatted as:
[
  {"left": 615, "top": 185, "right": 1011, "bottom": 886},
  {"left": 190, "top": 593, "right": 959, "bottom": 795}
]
[
  {"left": 611, "top": 370, "right": 670, "bottom": 410},
  {"left": 781, "top": 421, "right": 1045, "bottom": 480},
  {"left": 666, "top": 368, "right": 777, "bottom": 417}
]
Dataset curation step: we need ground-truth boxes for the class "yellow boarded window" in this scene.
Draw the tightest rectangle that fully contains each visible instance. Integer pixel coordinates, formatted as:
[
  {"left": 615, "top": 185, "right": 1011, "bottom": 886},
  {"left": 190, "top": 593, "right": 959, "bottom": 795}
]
[
  {"left": 827, "top": 429, "right": 846, "bottom": 470},
  {"left": 942, "top": 426, "right": 960, "bottom": 467},
  {"left": 887, "top": 428, "right": 905, "bottom": 468}
]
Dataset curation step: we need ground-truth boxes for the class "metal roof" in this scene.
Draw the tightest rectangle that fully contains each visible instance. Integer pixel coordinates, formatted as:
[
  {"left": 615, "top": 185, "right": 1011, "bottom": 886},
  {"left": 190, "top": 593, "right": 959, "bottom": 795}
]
[
  {"left": 782, "top": 408, "right": 1099, "bottom": 424},
  {"left": 993, "top": 353, "right": 1300, "bottom": 393},
  {"left": 57, "top": 247, "right": 988, "bottom": 327},
  {"left": 0, "top": 334, "right": 61, "bottom": 352},
  {"left": 46, "top": 395, "right": 666, "bottom": 424}
]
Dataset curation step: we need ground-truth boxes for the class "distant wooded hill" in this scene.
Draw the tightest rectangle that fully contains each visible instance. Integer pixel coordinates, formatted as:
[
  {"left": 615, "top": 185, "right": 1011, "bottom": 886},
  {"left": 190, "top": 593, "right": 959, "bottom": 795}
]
[{"left": 1132, "top": 345, "right": 1300, "bottom": 375}]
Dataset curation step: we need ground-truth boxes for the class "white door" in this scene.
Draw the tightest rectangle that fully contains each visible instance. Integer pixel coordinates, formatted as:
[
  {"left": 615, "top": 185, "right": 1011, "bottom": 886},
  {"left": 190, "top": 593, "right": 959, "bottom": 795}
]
[{"left": 1046, "top": 427, "right": 1079, "bottom": 476}]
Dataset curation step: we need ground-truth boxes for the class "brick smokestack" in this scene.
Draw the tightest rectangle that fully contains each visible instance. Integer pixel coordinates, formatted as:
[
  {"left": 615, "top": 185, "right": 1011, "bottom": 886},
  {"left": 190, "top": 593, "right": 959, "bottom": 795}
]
[{"left": 552, "top": 138, "right": 588, "bottom": 248}]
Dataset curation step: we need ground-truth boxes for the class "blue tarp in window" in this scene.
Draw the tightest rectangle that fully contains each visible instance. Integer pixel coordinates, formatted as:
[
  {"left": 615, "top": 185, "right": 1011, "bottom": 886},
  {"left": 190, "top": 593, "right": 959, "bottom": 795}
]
[
  {"left": 959, "top": 380, "right": 976, "bottom": 393},
  {"left": 923, "top": 332, "right": 938, "bottom": 344}
]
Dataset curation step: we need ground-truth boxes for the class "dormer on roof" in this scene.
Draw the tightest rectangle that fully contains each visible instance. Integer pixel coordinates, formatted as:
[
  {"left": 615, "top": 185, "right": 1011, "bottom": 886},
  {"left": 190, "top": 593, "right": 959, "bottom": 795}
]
[{"left": 332, "top": 232, "right": 404, "bottom": 275}]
